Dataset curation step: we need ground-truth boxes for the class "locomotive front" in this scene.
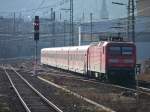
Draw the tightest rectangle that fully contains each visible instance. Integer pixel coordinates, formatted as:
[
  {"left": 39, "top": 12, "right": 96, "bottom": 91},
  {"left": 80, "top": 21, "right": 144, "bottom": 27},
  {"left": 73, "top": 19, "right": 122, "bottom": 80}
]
[{"left": 106, "top": 42, "right": 136, "bottom": 83}]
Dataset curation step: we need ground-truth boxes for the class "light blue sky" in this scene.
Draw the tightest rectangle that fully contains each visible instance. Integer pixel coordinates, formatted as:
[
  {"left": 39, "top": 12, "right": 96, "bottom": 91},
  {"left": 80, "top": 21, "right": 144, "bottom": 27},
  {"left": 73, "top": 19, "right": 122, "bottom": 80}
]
[{"left": 0, "top": 0, "right": 128, "bottom": 21}]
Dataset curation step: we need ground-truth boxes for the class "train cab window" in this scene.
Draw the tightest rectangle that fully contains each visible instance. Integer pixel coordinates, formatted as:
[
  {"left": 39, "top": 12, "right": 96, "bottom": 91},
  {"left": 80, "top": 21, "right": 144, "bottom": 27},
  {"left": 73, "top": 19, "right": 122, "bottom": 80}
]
[
  {"left": 109, "top": 47, "right": 121, "bottom": 55},
  {"left": 109, "top": 46, "right": 133, "bottom": 56},
  {"left": 122, "top": 47, "right": 133, "bottom": 55}
]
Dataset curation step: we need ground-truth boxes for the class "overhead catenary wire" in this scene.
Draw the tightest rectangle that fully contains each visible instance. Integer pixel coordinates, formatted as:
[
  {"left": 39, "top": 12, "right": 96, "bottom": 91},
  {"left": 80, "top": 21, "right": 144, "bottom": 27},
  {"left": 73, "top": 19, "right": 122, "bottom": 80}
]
[
  {"left": 0, "top": 0, "right": 70, "bottom": 15},
  {"left": 1, "top": 17, "right": 150, "bottom": 42},
  {"left": 32, "top": 0, "right": 46, "bottom": 15},
  {"left": 0, "top": 0, "right": 150, "bottom": 22},
  {"left": 1, "top": 1, "right": 150, "bottom": 37}
]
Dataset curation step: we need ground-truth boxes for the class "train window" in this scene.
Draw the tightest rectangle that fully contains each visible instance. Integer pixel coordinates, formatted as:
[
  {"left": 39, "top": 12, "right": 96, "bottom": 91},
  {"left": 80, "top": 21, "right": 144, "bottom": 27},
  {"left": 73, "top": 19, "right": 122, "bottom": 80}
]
[
  {"left": 109, "top": 47, "right": 121, "bottom": 55},
  {"left": 122, "top": 47, "right": 133, "bottom": 55}
]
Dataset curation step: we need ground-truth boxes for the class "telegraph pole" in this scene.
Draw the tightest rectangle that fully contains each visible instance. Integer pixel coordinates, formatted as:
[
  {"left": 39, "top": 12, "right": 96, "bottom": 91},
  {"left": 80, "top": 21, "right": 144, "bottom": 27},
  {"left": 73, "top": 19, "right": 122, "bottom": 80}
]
[
  {"left": 70, "top": 0, "right": 74, "bottom": 46},
  {"left": 61, "top": 0, "right": 73, "bottom": 46},
  {"left": 128, "top": 0, "right": 135, "bottom": 42},
  {"left": 13, "top": 12, "right": 16, "bottom": 34},
  {"left": 64, "top": 20, "right": 66, "bottom": 46},
  {"left": 82, "top": 12, "right": 85, "bottom": 23},
  {"left": 51, "top": 8, "right": 56, "bottom": 47},
  {"left": 78, "top": 25, "right": 81, "bottom": 46},
  {"left": 51, "top": 8, "right": 53, "bottom": 20},
  {"left": 90, "top": 13, "right": 93, "bottom": 42},
  {"left": 128, "top": 1, "right": 138, "bottom": 110},
  {"left": 112, "top": 2, "right": 128, "bottom": 40},
  {"left": 60, "top": 12, "right": 62, "bottom": 21},
  {"left": 34, "top": 16, "right": 40, "bottom": 65},
  {"left": 53, "top": 11, "right": 56, "bottom": 47}
]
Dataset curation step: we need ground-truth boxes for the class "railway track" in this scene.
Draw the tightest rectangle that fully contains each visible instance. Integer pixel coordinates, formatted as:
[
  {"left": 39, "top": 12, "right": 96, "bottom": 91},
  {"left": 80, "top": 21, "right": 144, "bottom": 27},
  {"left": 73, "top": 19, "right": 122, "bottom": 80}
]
[
  {"left": 40, "top": 66, "right": 132, "bottom": 87},
  {"left": 40, "top": 66, "right": 150, "bottom": 97},
  {"left": 138, "top": 80, "right": 150, "bottom": 88},
  {"left": 3, "top": 64, "right": 115, "bottom": 112},
  {"left": 2, "top": 65, "right": 63, "bottom": 112},
  {"left": 6, "top": 62, "right": 150, "bottom": 112},
  {"left": 14, "top": 62, "right": 149, "bottom": 101},
  {"left": 138, "top": 80, "right": 150, "bottom": 94}
]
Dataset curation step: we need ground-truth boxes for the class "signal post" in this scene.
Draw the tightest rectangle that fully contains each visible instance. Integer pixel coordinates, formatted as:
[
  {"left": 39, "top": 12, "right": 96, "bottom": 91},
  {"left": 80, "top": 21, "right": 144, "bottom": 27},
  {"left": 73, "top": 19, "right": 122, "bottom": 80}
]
[{"left": 33, "top": 16, "right": 40, "bottom": 74}]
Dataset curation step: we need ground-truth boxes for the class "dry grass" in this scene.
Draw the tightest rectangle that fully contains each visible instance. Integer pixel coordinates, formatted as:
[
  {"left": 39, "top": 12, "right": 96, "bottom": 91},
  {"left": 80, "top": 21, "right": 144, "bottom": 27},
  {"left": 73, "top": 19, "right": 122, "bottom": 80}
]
[
  {"left": 0, "top": 103, "right": 9, "bottom": 112},
  {"left": 42, "top": 75, "right": 140, "bottom": 112},
  {"left": 139, "top": 59, "right": 150, "bottom": 81},
  {"left": 138, "top": 74, "right": 150, "bottom": 81}
]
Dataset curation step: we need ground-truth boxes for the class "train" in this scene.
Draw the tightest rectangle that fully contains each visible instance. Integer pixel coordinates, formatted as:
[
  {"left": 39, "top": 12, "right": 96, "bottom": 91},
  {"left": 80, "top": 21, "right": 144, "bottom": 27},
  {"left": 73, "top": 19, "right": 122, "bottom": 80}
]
[{"left": 41, "top": 41, "right": 136, "bottom": 84}]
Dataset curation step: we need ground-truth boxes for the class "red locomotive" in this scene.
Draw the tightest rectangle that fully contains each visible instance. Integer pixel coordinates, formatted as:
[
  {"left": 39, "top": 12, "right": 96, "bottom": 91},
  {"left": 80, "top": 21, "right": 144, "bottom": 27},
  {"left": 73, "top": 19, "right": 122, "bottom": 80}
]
[{"left": 41, "top": 41, "right": 136, "bottom": 83}]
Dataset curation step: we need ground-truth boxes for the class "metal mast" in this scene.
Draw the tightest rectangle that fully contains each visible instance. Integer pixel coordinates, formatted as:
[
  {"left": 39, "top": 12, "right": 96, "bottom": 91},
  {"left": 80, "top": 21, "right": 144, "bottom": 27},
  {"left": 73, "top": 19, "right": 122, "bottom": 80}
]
[
  {"left": 90, "top": 13, "right": 93, "bottom": 42},
  {"left": 13, "top": 12, "right": 16, "bottom": 34},
  {"left": 51, "top": 8, "right": 56, "bottom": 47},
  {"left": 70, "top": 0, "right": 74, "bottom": 46},
  {"left": 128, "top": 0, "right": 135, "bottom": 42}
]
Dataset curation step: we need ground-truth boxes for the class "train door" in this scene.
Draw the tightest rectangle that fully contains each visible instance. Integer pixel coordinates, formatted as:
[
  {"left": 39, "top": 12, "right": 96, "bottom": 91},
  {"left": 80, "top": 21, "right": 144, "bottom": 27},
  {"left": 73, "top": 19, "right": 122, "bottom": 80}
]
[
  {"left": 85, "top": 48, "right": 89, "bottom": 77},
  {"left": 100, "top": 47, "right": 102, "bottom": 72},
  {"left": 87, "top": 48, "right": 91, "bottom": 77}
]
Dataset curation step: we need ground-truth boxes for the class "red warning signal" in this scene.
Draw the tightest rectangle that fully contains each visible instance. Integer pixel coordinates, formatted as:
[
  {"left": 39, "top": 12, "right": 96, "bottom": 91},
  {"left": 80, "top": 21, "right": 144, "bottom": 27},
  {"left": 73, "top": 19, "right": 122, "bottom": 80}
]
[
  {"left": 34, "top": 16, "right": 40, "bottom": 31},
  {"left": 34, "top": 16, "right": 40, "bottom": 41}
]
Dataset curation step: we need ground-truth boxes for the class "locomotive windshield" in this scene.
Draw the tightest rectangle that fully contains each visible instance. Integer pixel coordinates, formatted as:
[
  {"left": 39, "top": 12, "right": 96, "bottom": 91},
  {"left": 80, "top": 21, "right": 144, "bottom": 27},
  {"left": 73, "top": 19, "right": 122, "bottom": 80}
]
[
  {"left": 122, "top": 47, "right": 133, "bottom": 55},
  {"left": 109, "top": 46, "right": 133, "bottom": 56},
  {"left": 109, "top": 47, "right": 121, "bottom": 55}
]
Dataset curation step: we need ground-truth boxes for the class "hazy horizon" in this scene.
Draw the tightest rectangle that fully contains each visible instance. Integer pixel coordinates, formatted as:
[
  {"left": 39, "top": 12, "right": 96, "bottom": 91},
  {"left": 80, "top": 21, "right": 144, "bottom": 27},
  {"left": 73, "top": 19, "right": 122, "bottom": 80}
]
[{"left": 0, "top": 0, "right": 128, "bottom": 21}]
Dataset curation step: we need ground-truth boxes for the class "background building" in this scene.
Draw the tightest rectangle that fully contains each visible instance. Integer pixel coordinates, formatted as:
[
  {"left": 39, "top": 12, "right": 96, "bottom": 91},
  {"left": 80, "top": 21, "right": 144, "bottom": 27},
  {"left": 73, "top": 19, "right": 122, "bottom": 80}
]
[{"left": 137, "top": 0, "right": 150, "bottom": 16}]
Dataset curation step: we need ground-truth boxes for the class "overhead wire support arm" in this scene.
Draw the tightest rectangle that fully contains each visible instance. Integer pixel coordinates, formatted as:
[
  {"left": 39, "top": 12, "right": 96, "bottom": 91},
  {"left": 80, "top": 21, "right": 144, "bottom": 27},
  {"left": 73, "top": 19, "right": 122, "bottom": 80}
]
[
  {"left": 112, "top": 2, "right": 126, "bottom": 6},
  {"left": 112, "top": 0, "right": 135, "bottom": 42}
]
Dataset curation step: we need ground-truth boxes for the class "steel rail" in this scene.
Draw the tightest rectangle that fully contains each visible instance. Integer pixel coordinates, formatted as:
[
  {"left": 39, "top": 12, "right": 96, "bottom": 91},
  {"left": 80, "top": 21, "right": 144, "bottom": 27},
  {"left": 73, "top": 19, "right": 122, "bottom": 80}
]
[
  {"left": 3, "top": 67, "right": 31, "bottom": 112},
  {"left": 42, "top": 67, "right": 150, "bottom": 96},
  {"left": 38, "top": 76, "right": 116, "bottom": 112},
  {"left": 139, "top": 87, "right": 150, "bottom": 94},
  {"left": 50, "top": 72, "right": 150, "bottom": 95},
  {"left": 42, "top": 68, "right": 137, "bottom": 92},
  {"left": 9, "top": 65, "right": 63, "bottom": 112},
  {"left": 41, "top": 66, "right": 137, "bottom": 90}
]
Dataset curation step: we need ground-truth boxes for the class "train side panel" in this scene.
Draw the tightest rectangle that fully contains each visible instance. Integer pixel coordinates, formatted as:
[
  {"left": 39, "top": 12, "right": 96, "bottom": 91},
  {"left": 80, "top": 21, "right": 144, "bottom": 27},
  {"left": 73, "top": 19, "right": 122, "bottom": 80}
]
[
  {"left": 41, "top": 46, "right": 90, "bottom": 74},
  {"left": 88, "top": 43, "right": 107, "bottom": 74},
  {"left": 68, "top": 47, "right": 89, "bottom": 74},
  {"left": 88, "top": 46, "right": 101, "bottom": 73},
  {"left": 41, "top": 49, "right": 49, "bottom": 65}
]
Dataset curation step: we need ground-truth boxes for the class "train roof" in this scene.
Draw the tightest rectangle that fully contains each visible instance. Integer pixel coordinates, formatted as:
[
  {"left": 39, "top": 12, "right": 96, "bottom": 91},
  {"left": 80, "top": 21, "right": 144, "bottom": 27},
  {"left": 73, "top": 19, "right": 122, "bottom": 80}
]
[
  {"left": 98, "top": 41, "right": 134, "bottom": 45},
  {"left": 41, "top": 41, "right": 135, "bottom": 52},
  {"left": 41, "top": 45, "right": 90, "bottom": 52}
]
